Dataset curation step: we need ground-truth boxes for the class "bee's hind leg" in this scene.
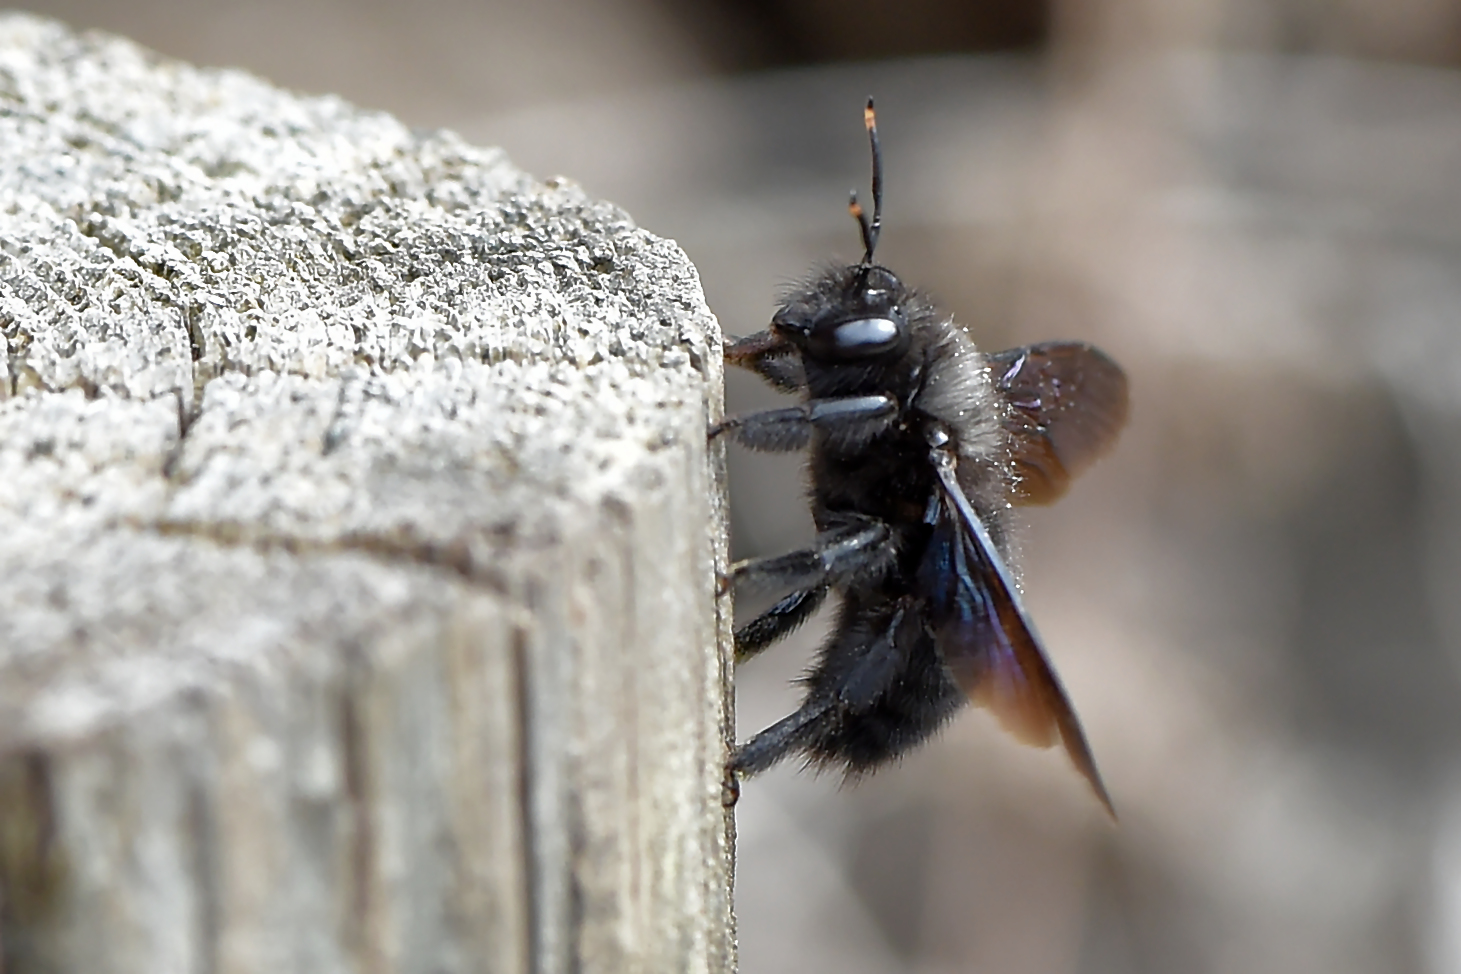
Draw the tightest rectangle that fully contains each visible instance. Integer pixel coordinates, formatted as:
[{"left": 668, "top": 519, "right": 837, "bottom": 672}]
[{"left": 730, "top": 695, "right": 835, "bottom": 778}]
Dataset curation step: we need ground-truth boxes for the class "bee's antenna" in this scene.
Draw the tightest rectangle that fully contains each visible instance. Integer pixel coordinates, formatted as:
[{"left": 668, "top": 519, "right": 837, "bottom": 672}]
[{"left": 848, "top": 98, "right": 882, "bottom": 266}]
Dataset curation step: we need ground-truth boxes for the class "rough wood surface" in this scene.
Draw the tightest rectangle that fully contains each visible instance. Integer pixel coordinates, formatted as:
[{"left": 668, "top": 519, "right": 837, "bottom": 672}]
[{"left": 0, "top": 13, "right": 733, "bottom": 974}]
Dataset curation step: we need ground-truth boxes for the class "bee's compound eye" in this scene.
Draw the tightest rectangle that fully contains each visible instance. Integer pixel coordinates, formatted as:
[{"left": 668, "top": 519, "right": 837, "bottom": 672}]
[{"left": 810, "top": 317, "right": 904, "bottom": 360}]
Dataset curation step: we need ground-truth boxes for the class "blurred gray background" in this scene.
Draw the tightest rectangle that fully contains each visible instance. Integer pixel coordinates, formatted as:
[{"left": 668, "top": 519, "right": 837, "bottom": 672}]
[{"left": 21, "top": 0, "right": 1461, "bottom": 970}]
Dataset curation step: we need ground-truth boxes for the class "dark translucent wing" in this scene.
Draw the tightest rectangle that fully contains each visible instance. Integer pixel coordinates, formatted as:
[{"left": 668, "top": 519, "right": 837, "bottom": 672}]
[
  {"left": 920, "top": 452, "right": 1115, "bottom": 816},
  {"left": 987, "top": 342, "right": 1130, "bottom": 506}
]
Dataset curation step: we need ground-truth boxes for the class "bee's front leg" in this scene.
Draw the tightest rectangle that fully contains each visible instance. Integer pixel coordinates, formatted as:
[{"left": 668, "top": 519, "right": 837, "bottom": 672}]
[{"left": 709, "top": 394, "right": 897, "bottom": 452}]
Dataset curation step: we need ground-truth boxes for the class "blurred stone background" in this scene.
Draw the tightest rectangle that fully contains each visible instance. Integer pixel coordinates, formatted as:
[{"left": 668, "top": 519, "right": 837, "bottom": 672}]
[{"left": 16, "top": 0, "right": 1461, "bottom": 971}]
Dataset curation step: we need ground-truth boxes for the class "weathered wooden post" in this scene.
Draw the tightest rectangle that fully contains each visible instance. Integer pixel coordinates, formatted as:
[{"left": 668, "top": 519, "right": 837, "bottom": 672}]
[{"left": 0, "top": 13, "right": 734, "bottom": 973}]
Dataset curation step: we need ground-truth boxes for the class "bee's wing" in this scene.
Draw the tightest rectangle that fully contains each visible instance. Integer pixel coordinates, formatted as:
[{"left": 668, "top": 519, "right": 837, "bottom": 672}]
[
  {"left": 986, "top": 342, "right": 1129, "bottom": 506},
  {"left": 921, "top": 453, "right": 1115, "bottom": 816}
]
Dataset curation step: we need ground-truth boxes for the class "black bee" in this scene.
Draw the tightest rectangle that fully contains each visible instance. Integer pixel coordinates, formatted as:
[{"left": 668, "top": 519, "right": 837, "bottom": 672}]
[{"left": 713, "top": 100, "right": 1129, "bottom": 815}]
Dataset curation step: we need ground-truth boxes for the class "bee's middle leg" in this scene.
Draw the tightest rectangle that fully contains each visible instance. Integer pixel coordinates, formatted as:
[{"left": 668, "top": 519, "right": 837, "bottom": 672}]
[
  {"left": 726, "top": 515, "right": 896, "bottom": 599},
  {"left": 733, "top": 585, "right": 830, "bottom": 662}
]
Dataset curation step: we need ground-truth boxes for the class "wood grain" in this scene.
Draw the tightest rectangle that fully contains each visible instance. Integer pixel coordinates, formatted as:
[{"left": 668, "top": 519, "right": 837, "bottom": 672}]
[{"left": 0, "top": 13, "right": 733, "bottom": 973}]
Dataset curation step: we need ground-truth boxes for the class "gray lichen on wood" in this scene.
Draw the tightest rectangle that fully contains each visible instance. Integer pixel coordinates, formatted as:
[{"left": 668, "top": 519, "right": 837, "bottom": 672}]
[{"left": 0, "top": 12, "right": 732, "bottom": 974}]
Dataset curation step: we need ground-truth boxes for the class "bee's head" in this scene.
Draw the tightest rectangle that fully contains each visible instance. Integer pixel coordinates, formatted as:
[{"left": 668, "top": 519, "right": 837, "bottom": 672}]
[
  {"left": 771, "top": 264, "right": 910, "bottom": 362},
  {"left": 770, "top": 98, "right": 912, "bottom": 364}
]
